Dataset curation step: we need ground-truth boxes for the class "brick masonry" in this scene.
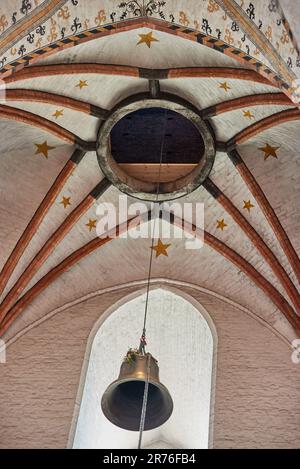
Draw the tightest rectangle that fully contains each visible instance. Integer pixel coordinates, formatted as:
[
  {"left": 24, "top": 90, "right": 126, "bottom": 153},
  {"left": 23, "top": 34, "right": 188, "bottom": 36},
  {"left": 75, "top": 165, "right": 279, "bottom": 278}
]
[{"left": 0, "top": 283, "right": 299, "bottom": 449}]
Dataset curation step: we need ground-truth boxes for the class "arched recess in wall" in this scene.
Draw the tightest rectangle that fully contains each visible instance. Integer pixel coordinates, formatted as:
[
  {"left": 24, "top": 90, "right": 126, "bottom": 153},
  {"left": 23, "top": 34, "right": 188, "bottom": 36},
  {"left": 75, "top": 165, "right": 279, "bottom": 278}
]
[{"left": 69, "top": 287, "right": 217, "bottom": 449}]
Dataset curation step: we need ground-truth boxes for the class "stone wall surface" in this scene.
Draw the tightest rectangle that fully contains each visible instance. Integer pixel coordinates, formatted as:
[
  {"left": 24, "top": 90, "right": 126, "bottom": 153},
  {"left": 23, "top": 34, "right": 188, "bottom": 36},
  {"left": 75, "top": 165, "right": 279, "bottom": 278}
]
[{"left": 0, "top": 283, "right": 299, "bottom": 449}]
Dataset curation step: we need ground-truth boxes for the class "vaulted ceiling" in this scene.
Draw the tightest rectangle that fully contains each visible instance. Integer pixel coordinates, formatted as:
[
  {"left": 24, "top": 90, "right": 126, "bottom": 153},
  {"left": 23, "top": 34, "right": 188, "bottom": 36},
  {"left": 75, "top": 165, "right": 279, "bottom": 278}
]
[{"left": 0, "top": 0, "right": 299, "bottom": 345}]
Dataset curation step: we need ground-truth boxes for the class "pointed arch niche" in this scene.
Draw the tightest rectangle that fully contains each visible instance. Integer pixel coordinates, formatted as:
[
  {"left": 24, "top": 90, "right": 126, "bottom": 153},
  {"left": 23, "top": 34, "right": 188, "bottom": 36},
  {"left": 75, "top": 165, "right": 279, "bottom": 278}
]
[{"left": 70, "top": 287, "right": 217, "bottom": 449}]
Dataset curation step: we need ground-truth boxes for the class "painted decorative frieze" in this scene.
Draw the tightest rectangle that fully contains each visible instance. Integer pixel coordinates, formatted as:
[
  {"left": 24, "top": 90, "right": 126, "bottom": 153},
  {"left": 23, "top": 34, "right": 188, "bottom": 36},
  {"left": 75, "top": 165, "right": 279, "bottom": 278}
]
[{"left": 0, "top": 0, "right": 299, "bottom": 84}]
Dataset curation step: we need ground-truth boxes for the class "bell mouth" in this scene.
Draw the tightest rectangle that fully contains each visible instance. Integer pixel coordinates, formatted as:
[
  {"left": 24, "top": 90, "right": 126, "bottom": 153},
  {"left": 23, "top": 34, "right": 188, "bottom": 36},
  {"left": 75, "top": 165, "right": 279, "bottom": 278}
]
[{"left": 101, "top": 378, "right": 173, "bottom": 432}]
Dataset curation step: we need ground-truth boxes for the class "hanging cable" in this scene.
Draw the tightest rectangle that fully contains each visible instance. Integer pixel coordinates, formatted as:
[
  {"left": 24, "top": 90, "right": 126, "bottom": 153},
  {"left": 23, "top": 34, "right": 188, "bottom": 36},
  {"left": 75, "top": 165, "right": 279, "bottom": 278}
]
[
  {"left": 137, "top": 353, "right": 151, "bottom": 449},
  {"left": 137, "top": 109, "right": 168, "bottom": 449}
]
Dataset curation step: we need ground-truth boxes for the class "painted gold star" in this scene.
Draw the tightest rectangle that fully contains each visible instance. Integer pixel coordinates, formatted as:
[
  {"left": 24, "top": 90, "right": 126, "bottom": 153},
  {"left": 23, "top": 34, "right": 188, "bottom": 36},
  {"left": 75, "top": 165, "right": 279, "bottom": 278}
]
[
  {"left": 243, "top": 110, "right": 255, "bottom": 120},
  {"left": 35, "top": 141, "right": 56, "bottom": 159},
  {"left": 76, "top": 79, "right": 88, "bottom": 90},
  {"left": 137, "top": 31, "right": 159, "bottom": 48},
  {"left": 243, "top": 200, "right": 255, "bottom": 212},
  {"left": 258, "top": 143, "right": 280, "bottom": 160},
  {"left": 60, "top": 196, "right": 71, "bottom": 209},
  {"left": 216, "top": 219, "right": 228, "bottom": 231},
  {"left": 86, "top": 219, "right": 97, "bottom": 232},
  {"left": 53, "top": 109, "right": 64, "bottom": 119},
  {"left": 151, "top": 239, "right": 171, "bottom": 258},
  {"left": 219, "top": 82, "right": 231, "bottom": 92}
]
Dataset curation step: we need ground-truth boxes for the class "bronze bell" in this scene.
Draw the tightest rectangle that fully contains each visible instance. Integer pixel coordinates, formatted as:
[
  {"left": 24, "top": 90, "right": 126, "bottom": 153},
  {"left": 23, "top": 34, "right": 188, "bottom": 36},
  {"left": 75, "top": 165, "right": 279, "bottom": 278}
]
[{"left": 101, "top": 352, "right": 173, "bottom": 431}]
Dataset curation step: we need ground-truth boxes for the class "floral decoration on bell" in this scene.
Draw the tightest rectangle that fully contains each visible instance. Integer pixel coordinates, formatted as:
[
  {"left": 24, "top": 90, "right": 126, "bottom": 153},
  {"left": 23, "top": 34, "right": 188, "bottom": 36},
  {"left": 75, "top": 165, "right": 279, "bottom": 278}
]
[
  {"left": 124, "top": 348, "right": 140, "bottom": 364},
  {"left": 118, "top": 1, "right": 166, "bottom": 20}
]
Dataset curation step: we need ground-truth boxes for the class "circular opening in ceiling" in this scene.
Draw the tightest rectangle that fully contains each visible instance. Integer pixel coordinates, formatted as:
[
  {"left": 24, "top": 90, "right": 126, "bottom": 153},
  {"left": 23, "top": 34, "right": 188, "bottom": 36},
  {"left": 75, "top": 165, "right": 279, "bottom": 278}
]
[
  {"left": 110, "top": 108, "right": 206, "bottom": 184},
  {"left": 97, "top": 98, "right": 216, "bottom": 202}
]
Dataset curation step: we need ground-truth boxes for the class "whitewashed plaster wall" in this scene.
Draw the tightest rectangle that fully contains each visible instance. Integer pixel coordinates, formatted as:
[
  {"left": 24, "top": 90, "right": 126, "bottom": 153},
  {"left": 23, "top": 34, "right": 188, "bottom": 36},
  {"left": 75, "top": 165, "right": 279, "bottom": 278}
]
[{"left": 72, "top": 289, "right": 215, "bottom": 450}]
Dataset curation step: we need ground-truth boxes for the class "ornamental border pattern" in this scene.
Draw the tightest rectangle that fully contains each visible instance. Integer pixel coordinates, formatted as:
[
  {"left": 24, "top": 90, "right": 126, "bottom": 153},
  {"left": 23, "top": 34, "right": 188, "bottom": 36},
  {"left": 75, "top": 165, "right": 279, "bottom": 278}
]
[
  {"left": 0, "top": 0, "right": 69, "bottom": 56},
  {"left": 0, "top": 17, "right": 292, "bottom": 96}
]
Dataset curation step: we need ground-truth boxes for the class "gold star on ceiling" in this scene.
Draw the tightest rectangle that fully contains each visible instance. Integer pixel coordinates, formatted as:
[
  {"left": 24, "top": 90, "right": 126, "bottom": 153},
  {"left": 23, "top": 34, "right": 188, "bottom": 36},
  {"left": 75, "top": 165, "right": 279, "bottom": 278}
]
[
  {"left": 243, "top": 200, "right": 255, "bottom": 212},
  {"left": 243, "top": 110, "right": 255, "bottom": 120},
  {"left": 60, "top": 196, "right": 71, "bottom": 209},
  {"left": 258, "top": 143, "right": 280, "bottom": 160},
  {"left": 35, "top": 141, "right": 56, "bottom": 159},
  {"left": 219, "top": 82, "right": 231, "bottom": 92},
  {"left": 216, "top": 219, "right": 228, "bottom": 231},
  {"left": 151, "top": 239, "right": 171, "bottom": 258},
  {"left": 76, "top": 80, "right": 88, "bottom": 90},
  {"left": 86, "top": 219, "right": 97, "bottom": 232},
  {"left": 137, "top": 31, "right": 159, "bottom": 48},
  {"left": 53, "top": 109, "right": 64, "bottom": 119}
]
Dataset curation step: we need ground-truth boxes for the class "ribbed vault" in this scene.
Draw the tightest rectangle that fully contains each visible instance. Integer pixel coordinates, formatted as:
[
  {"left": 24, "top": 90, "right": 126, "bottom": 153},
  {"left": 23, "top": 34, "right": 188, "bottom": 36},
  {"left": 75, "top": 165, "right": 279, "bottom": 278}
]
[{"left": 0, "top": 2, "right": 299, "bottom": 349}]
